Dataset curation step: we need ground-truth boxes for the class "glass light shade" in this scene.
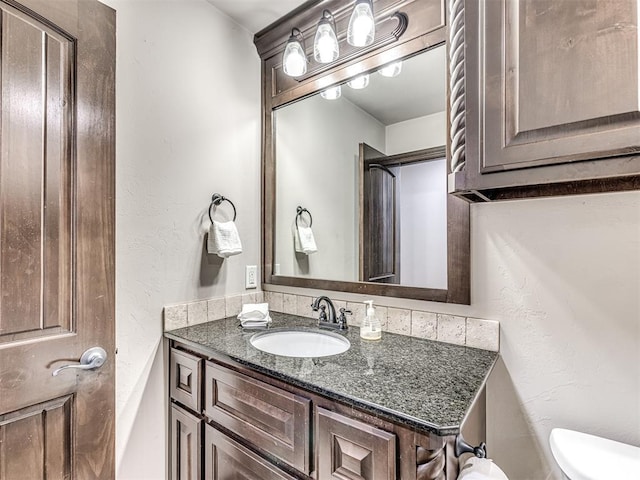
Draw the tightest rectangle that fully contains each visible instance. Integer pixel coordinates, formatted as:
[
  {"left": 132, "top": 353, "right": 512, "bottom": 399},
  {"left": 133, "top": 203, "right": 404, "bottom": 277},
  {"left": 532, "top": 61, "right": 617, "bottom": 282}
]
[
  {"left": 283, "top": 35, "right": 307, "bottom": 77},
  {"left": 347, "top": 74, "right": 370, "bottom": 90},
  {"left": 347, "top": 0, "right": 375, "bottom": 47},
  {"left": 320, "top": 85, "right": 342, "bottom": 100},
  {"left": 379, "top": 61, "right": 403, "bottom": 77},
  {"left": 314, "top": 19, "right": 339, "bottom": 63}
]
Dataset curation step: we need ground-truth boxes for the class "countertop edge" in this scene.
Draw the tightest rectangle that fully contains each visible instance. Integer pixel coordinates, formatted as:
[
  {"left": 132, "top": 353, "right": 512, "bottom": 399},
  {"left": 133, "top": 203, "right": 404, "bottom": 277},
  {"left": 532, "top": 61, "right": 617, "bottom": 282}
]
[{"left": 164, "top": 327, "right": 498, "bottom": 437}]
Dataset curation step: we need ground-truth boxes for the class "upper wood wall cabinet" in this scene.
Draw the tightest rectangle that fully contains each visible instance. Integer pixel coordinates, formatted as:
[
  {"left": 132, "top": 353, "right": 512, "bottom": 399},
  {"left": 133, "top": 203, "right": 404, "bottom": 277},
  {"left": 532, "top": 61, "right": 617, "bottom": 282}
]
[{"left": 449, "top": 0, "right": 640, "bottom": 201}]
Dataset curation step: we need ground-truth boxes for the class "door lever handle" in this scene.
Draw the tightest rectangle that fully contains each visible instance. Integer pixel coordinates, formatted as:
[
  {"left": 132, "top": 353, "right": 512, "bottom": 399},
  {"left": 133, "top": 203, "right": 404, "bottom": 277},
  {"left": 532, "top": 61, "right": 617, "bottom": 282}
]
[{"left": 52, "top": 347, "right": 107, "bottom": 376}]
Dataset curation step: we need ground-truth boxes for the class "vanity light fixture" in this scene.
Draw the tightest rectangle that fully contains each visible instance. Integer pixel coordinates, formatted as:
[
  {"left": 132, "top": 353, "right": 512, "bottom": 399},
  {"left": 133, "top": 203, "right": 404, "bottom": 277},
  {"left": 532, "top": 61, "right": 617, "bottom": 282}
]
[
  {"left": 347, "top": 0, "right": 375, "bottom": 47},
  {"left": 347, "top": 73, "right": 369, "bottom": 89},
  {"left": 320, "top": 85, "right": 342, "bottom": 100},
  {"left": 378, "top": 60, "right": 403, "bottom": 77},
  {"left": 283, "top": 28, "right": 307, "bottom": 77},
  {"left": 314, "top": 10, "right": 339, "bottom": 64}
]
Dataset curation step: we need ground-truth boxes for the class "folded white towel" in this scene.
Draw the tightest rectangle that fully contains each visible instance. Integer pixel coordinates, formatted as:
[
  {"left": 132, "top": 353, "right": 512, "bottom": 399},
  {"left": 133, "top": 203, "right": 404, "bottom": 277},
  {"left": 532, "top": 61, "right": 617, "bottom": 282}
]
[
  {"left": 294, "top": 226, "right": 317, "bottom": 255},
  {"left": 457, "top": 457, "right": 509, "bottom": 480},
  {"left": 238, "top": 303, "right": 271, "bottom": 327},
  {"left": 208, "top": 220, "right": 242, "bottom": 258}
]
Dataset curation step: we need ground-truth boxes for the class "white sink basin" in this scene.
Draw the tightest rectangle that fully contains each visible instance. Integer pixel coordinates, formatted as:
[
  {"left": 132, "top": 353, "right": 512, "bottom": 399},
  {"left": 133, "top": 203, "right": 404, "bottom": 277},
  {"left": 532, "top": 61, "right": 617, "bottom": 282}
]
[{"left": 250, "top": 328, "right": 350, "bottom": 358}]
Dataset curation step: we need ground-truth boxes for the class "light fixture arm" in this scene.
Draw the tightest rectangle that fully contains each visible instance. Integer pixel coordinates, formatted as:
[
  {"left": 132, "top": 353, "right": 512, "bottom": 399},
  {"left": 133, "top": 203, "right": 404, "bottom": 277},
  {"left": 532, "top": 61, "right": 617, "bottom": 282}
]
[
  {"left": 289, "top": 27, "right": 305, "bottom": 47},
  {"left": 320, "top": 9, "right": 336, "bottom": 30}
]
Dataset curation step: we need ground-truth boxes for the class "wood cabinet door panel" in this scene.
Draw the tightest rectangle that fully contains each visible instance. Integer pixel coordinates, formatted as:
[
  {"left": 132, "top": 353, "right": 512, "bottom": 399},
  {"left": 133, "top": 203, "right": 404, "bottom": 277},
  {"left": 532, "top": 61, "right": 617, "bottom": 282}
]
[
  {"left": 171, "top": 348, "right": 203, "bottom": 412},
  {"left": 171, "top": 404, "right": 202, "bottom": 480},
  {"left": 0, "top": 0, "right": 115, "bottom": 477},
  {"left": 482, "top": 0, "right": 640, "bottom": 170},
  {"left": 204, "top": 361, "right": 311, "bottom": 474},
  {"left": 461, "top": 0, "right": 640, "bottom": 194},
  {"left": 204, "top": 424, "right": 296, "bottom": 480},
  {"left": 316, "top": 407, "right": 396, "bottom": 480}
]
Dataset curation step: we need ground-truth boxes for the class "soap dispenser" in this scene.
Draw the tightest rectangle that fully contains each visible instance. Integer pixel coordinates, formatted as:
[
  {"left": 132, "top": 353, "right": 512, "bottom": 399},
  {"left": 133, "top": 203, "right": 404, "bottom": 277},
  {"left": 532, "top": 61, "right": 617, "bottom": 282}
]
[{"left": 360, "top": 300, "right": 382, "bottom": 341}]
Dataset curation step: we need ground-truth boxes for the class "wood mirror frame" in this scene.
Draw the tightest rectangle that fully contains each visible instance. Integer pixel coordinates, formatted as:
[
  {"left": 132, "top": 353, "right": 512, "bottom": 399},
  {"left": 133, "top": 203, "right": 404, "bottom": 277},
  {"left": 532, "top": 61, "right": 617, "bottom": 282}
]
[{"left": 254, "top": 0, "right": 470, "bottom": 304}]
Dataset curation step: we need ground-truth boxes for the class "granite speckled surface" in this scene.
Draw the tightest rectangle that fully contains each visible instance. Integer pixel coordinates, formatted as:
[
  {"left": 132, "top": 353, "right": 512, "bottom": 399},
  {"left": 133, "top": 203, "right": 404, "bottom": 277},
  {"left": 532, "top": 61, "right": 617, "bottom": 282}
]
[{"left": 165, "top": 312, "right": 498, "bottom": 436}]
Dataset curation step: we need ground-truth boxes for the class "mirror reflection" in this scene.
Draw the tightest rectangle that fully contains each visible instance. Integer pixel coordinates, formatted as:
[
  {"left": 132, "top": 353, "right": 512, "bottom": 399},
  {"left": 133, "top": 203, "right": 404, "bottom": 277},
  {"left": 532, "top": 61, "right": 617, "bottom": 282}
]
[{"left": 274, "top": 45, "right": 447, "bottom": 289}]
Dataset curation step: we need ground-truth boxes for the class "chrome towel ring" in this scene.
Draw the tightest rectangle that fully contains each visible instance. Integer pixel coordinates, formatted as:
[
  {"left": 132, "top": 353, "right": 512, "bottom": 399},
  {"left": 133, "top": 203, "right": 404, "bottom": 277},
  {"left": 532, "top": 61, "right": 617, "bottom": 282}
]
[
  {"left": 209, "top": 193, "right": 237, "bottom": 223},
  {"left": 295, "top": 206, "right": 312, "bottom": 228}
]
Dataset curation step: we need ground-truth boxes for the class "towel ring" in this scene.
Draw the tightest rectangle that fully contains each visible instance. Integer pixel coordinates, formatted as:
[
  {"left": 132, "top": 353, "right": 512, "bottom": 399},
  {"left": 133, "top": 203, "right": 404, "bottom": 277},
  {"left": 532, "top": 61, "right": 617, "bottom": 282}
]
[
  {"left": 295, "top": 206, "right": 312, "bottom": 228},
  {"left": 209, "top": 193, "right": 237, "bottom": 223}
]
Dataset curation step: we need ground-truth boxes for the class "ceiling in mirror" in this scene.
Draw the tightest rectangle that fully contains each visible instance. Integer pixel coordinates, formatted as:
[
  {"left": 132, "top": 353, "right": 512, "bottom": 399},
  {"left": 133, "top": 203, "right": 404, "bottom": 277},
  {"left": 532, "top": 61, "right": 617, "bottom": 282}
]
[
  {"left": 338, "top": 46, "right": 445, "bottom": 125},
  {"left": 273, "top": 45, "right": 448, "bottom": 289}
]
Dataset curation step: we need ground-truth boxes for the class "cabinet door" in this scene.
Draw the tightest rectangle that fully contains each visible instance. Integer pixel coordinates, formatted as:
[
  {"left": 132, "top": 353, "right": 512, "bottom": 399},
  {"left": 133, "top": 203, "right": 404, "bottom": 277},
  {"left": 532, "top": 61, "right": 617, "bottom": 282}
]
[
  {"left": 204, "top": 361, "right": 311, "bottom": 474},
  {"left": 204, "top": 424, "right": 296, "bottom": 480},
  {"left": 171, "top": 404, "right": 202, "bottom": 480},
  {"left": 171, "top": 348, "right": 202, "bottom": 412},
  {"left": 316, "top": 407, "right": 396, "bottom": 480},
  {"left": 458, "top": 0, "right": 640, "bottom": 198}
]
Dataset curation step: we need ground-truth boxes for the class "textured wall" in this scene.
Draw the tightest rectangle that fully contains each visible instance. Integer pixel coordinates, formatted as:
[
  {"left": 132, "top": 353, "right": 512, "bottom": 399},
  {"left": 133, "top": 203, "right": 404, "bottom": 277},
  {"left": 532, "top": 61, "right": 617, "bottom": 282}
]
[
  {"left": 101, "top": 1, "right": 261, "bottom": 478},
  {"left": 474, "top": 192, "right": 640, "bottom": 479}
]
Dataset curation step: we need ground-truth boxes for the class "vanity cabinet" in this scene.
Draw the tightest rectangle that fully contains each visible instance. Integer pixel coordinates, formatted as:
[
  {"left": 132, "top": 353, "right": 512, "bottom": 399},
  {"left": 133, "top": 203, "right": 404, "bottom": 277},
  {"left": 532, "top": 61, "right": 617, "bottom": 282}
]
[
  {"left": 449, "top": 0, "right": 640, "bottom": 201},
  {"left": 316, "top": 407, "right": 396, "bottom": 479},
  {"left": 203, "top": 361, "right": 311, "bottom": 474},
  {"left": 168, "top": 342, "right": 472, "bottom": 480},
  {"left": 204, "top": 424, "right": 297, "bottom": 480},
  {"left": 171, "top": 404, "right": 202, "bottom": 480}
]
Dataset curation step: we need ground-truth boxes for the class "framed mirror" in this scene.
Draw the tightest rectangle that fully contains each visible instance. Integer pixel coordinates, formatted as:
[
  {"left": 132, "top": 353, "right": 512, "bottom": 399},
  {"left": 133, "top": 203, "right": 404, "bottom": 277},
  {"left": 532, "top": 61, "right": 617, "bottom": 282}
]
[{"left": 256, "top": 0, "right": 470, "bottom": 304}]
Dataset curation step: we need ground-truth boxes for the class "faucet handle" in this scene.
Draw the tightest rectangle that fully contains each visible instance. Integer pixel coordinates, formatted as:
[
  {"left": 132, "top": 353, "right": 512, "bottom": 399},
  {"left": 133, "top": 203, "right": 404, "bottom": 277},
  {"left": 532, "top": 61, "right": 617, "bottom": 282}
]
[{"left": 337, "top": 308, "right": 351, "bottom": 329}]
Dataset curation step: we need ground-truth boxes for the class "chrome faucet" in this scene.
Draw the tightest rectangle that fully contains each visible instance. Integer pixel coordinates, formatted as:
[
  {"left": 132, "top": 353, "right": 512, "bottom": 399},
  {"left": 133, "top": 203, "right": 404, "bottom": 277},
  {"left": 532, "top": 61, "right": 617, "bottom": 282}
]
[
  {"left": 311, "top": 296, "right": 336, "bottom": 323},
  {"left": 311, "top": 296, "right": 350, "bottom": 330}
]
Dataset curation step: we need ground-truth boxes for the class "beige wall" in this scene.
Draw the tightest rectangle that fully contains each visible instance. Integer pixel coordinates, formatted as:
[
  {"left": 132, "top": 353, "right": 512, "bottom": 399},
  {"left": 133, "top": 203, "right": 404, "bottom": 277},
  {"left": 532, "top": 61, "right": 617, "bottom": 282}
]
[
  {"left": 385, "top": 110, "right": 447, "bottom": 155},
  {"left": 102, "top": 1, "right": 261, "bottom": 478},
  {"left": 475, "top": 192, "right": 640, "bottom": 479},
  {"left": 105, "top": 1, "right": 640, "bottom": 479}
]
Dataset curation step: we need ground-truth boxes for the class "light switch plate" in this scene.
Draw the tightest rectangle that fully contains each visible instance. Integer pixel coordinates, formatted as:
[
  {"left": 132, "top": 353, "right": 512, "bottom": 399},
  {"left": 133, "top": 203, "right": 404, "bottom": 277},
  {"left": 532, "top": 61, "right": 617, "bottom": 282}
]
[{"left": 245, "top": 265, "right": 258, "bottom": 289}]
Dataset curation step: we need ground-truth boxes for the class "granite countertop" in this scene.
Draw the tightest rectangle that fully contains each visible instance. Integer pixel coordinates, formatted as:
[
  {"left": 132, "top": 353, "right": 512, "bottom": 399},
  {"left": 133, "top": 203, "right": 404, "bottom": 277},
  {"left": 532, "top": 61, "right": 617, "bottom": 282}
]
[{"left": 165, "top": 312, "right": 498, "bottom": 436}]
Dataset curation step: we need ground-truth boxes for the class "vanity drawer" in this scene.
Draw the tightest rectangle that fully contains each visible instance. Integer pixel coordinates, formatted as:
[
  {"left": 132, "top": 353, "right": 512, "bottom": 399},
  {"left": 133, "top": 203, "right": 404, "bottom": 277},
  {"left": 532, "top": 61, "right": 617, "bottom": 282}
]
[
  {"left": 171, "top": 348, "right": 202, "bottom": 412},
  {"left": 316, "top": 407, "right": 396, "bottom": 480},
  {"left": 204, "top": 361, "right": 311, "bottom": 474},
  {"left": 204, "top": 424, "right": 296, "bottom": 480}
]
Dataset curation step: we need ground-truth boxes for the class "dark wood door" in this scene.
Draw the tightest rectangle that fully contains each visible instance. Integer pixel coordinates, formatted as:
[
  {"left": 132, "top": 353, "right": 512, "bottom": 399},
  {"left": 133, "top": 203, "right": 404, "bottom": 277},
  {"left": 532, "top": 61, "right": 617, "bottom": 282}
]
[
  {"left": 0, "top": 0, "right": 115, "bottom": 478},
  {"left": 360, "top": 143, "right": 399, "bottom": 284}
]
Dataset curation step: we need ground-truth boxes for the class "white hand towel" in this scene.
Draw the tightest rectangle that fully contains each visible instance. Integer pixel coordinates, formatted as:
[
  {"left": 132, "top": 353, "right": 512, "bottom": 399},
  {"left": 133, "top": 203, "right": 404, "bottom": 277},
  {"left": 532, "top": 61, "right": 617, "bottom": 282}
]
[
  {"left": 294, "top": 226, "right": 317, "bottom": 255},
  {"left": 457, "top": 457, "right": 509, "bottom": 480},
  {"left": 238, "top": 303, "right": 271, "bottom": 327},
  {"left": 208, "top": 220, "right": 242, "bottom": 258}
]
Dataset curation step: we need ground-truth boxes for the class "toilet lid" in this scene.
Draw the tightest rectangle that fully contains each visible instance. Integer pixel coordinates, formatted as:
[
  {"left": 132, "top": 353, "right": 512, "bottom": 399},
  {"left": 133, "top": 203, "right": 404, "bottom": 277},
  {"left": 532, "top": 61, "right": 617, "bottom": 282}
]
[{"left": 550, "top": 428, "right": 640, "bottom": 480}]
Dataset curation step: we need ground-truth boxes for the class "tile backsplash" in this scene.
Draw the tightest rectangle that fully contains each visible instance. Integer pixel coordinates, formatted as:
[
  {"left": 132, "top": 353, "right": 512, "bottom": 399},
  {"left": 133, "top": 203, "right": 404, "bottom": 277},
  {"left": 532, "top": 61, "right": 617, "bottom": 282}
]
[{"left": 163, "top": 290, "right": 499, "bottom": 351}]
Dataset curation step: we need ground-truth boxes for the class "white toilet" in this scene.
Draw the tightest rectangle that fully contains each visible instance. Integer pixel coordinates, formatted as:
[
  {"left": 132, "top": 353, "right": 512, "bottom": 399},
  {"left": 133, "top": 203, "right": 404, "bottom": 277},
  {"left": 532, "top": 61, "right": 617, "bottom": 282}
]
[{"left": 549, "top": 428, "right": 640, "bottom": 479}]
